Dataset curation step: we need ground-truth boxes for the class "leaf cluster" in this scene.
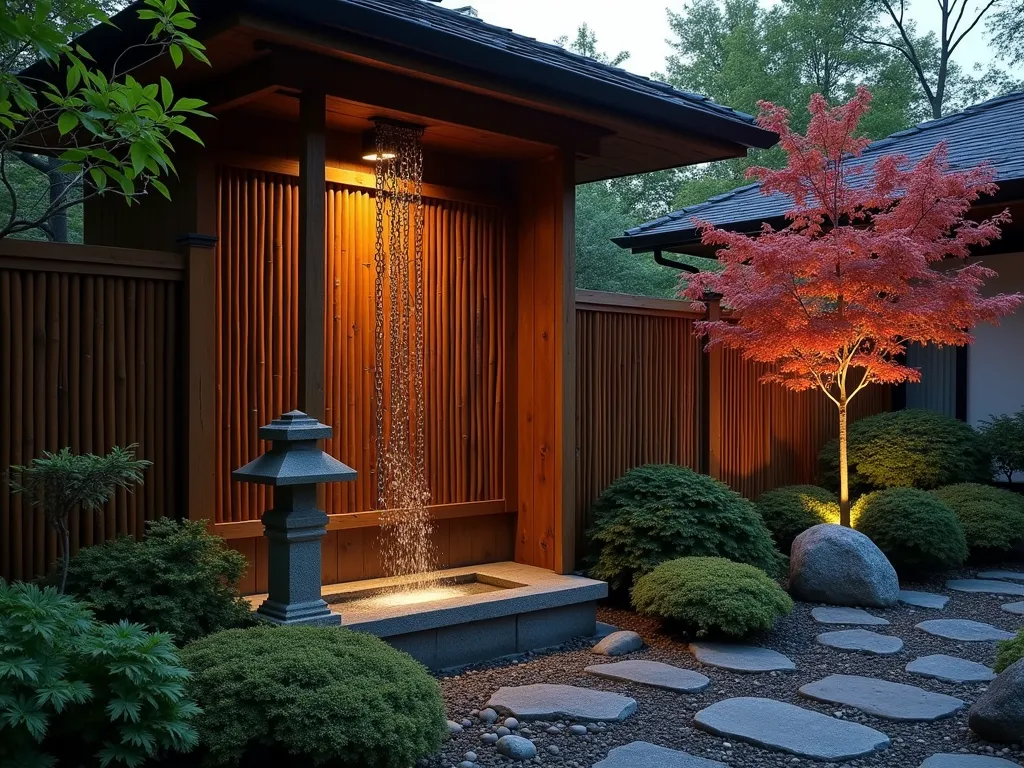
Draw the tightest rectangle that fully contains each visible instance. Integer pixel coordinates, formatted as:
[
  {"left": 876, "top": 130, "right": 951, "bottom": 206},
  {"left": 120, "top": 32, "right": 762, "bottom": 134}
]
[
  {"left": 64, "top": 519, "right": 260, "bottom": 644},
  {"left": 586, "top": 464, "right": 785, "bottom": 594},
  {"left": 819, "top": 409, "right": 991, "bottom": 494},
  {"left": 930, "top": 483, "right": 1024, "bottom": 556},
  {"left": 180, "top": 626, "right": 448, "bottom": 768},
  {"left": 755, "top": 484, "right": 840, "bottom": 554},
  {"left": 631, "top": 556, "right": 793, "bottom": 638},
  {"left": 852, "top": 487, "right": 968, "bottom": 572},
  {"left": 0, "top": 579, "right": 199, "bottom": 768}
]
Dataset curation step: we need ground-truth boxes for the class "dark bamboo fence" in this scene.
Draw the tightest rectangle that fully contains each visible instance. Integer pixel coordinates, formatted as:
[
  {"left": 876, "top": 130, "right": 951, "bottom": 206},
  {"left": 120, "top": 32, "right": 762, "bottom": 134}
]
[{"left": 0, "top": 240, "right": 184, "bottom": 583}]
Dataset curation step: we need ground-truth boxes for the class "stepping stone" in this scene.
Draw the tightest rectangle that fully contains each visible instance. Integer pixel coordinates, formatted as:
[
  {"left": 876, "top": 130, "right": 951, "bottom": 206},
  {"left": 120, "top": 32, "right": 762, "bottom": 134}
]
[
  {"left": 816, "top": 629, "right": 904, "bottom": 655},
  {"left": 584, "top": 660, "right": 711, "bottom": 693},
  {"left": 947, "top": 579, "right": 1024, "bottom": 596},
  {"left": 899, "top": 590, "right": 950, "bottom": 610},
  {"left": 906, "top": 655, "right": 996, "bottom": 683},
  {"left": 799, "top": 674, "right": 964, "bottom": 721},
  {"left": 811, "top": 606, "right": 890, "bottom": 625},
  {"left": 977, "top": 570, "right": 1024, "bottom": 583},
  {"left": 688, "top": 642, "right": 796, "bottom": 673},
  {"left": 916, "top": 619, "right": 1015, "bottom": 642},
  {"left": 921, "top": 755, "right": 1022, "bottom": 768},
  {"left": 486, "top": 684, "right": 637, "bottom": 722},
  {"left": 693, "top": 697, "right": 889, "bottom": 761},
  {"left": 593, "top": 742, "right": 727, "bottom": 768},
  {"left": 1001, "top": 601, "right": 1024, "bottom": 615}
]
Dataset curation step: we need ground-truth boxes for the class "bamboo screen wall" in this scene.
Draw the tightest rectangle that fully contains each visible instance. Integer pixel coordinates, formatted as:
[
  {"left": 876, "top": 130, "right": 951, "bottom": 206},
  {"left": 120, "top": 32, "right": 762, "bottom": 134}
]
[
  {"left": 574, "top": 295, "right": 892, "bottom": 549},
  {"left": 214, "top": 167, "right": 506, "bottom": 528},
  {"left": 0, "top": 250, "right": 183, "bottom": 582}
]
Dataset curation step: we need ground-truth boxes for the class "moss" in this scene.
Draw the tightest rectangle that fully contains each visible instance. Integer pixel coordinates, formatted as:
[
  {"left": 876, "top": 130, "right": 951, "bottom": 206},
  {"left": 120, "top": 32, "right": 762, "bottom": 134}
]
[
  {"left": 931, "top": 483, "right": 1024, "bottom": 556},
  {"left": 852, "top": 488, "right": 968, "bottom": 572},
  {"left": 181, "top": 626, "right": 447, "bottom": 768},
  {"left": 631, "top": 556, "right": 793, "bottom": 638},
  {"left": 996, "top": 629, "right": 1024, "bottom": 673},
  {"left": 756, "top": 485, "right": 841, "bottom": 553},
  {"left": 586, "top": 464, "right": 785, "bottom": 594}
]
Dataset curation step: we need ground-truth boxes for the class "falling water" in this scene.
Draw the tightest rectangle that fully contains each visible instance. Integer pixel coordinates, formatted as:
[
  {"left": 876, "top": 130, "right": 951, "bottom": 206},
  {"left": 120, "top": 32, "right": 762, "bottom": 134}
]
[{"left": 372, "top": 121, "right": 438, "bottom": 587}]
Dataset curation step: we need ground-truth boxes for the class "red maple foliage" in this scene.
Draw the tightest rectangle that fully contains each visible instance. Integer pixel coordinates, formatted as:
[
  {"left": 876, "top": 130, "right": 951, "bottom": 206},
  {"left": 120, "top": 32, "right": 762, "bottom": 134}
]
[{"left": 683, "top": 87, "right": 1022, "bottom": 524}]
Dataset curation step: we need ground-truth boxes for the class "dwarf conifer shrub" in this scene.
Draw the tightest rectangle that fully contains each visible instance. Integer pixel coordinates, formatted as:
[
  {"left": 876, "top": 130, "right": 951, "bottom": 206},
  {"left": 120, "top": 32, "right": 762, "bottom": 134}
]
[
  {"left": 632, "top": 556, "right": 793, "bottom": 637},
  {"left": 996, "top": 629, "right": 1024, "bottom": 673},
  {"left": 819, "top": 409, "right": 990, "bottom": 493},
  {"left": 756, "top": 485, "right": 840, "bottom": 553},
  {"left": 853, "top": 488, "right": 968, "bottom": 572},
  {"left": 586, "top": 464, "right": 784, "bottom": 593},
  {"left": 931, "top": 483, "right": 1024, "bottom": 556},
  {"left": 64, "top": 518, "right": 257, "bottom": 644},
  {"left": 181, "top": 626, "right": 447, "bottom": 768}
]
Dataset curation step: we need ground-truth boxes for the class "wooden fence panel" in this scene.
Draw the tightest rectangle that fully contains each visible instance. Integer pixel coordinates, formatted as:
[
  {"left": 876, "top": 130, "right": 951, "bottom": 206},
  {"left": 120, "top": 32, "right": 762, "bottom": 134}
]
[{"left": 0, "top": 244, "right": 184, "bottom": 583}]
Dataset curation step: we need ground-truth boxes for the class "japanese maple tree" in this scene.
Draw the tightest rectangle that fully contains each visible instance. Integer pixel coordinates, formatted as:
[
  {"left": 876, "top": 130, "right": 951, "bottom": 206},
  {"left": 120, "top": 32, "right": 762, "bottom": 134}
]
[{"left": 683, "top": 87, "right": 1022, "bottom": 525}]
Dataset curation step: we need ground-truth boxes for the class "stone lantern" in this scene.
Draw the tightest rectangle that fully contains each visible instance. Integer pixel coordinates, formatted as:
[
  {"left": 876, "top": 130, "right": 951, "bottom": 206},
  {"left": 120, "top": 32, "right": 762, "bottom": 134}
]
[{"left": 233, "top": 410, "right": 356, "bottom": 626}]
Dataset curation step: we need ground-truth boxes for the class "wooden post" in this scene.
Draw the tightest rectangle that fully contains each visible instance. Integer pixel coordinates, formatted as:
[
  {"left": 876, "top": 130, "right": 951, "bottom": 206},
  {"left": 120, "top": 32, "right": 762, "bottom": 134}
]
[
  {"left": 298, "top": 90, "right": 326, "bottom": 419},
  {"left": 706, "top": 297, "right": 724, "bottom": 480},
  {"left": 558, "top": 152, "right": 576, "bottom": 575}
]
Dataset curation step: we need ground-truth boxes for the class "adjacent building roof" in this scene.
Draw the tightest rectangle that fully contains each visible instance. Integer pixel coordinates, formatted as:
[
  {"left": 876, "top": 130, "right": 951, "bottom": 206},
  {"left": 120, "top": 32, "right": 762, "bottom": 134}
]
[{"left": 615, "top": 90, "right": 1024, "bottom": 253}]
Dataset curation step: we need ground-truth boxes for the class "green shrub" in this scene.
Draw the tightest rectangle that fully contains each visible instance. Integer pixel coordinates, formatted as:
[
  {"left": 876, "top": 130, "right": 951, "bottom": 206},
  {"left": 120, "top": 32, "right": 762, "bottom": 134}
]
[
  {"left": 0, "top": 579, "right": 199, "bottom": 768},
  {"left": 978, "top": 411, "right": 1024, "bottom": 484},
  {"left": 931, "top": 483, "right": 1024, "bottom": 556},
  {"left": 852, "top": 488, "right": 968, "bottom": 572},
  {"left": 819, "top": 409, "right": 990, "bottom": 493},
  {"left": 632, "top": 556, "right": 793, "bottom": 637},
  {"left": 586, "top": 464, "right": 785, "bottom": 593},
  {"left": 756, "top": 485, "right": 841, "bottom": 553},
  {"left": 181, "top": 626, "right": 447, "bottom": 768},
  {"left": 996, "top": 628, "right": 1024, "bottom": 673},
  {"left": 64, "top": 518, "right": 258, "bottom": 644}
]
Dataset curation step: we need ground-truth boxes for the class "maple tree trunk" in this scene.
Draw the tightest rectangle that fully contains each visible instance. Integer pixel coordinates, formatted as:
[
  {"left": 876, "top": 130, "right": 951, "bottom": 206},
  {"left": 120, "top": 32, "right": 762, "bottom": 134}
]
[{"left": 838, "top": 401, "right": 851, "bottom": 527}]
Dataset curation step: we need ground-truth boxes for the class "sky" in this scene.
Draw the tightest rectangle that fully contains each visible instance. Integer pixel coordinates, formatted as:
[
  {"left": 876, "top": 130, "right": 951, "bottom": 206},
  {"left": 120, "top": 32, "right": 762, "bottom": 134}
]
[{"left": 437, "top": 0, "right": 1004, "bottom": 84}]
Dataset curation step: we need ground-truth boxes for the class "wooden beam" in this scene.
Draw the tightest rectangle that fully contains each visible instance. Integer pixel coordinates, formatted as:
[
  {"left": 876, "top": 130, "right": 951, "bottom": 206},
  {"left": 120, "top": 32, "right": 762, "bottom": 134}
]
[
  {"left": 574, "top": 289, "right": 705, "bottom": 318},
  {"left": 193, "top": 55, "right": 287, "bottom": 113},
  {"left": 297, "top": 89, "right": 326, "bottom": 419}
]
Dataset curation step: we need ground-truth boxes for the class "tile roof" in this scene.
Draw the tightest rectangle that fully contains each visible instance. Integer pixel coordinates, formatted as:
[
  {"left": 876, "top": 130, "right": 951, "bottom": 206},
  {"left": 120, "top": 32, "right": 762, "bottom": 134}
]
[{"left": 616, "top": 90, "right": 1024, "bottom": 251}]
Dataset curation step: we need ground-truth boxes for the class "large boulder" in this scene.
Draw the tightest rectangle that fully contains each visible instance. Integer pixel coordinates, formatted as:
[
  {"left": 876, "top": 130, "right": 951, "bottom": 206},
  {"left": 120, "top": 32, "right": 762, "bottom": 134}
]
[
  {"left": 789, "top": 524, "right": 899, "bottom": 608},
  {"left": 969, "top": 657, "right": 1024, "bottom": 743}
]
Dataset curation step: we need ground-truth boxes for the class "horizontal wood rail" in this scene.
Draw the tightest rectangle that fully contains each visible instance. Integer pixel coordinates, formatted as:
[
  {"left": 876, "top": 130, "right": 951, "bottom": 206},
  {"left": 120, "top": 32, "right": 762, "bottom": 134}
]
[
  {"left": 0, "top": 239, "right": 185, "bottom": 280},
  {"left": 575, "top": 289, "right": 705, "bottom": 318},
  {"left": 213, "top": 500, "right": 510, "bottom": 539}
]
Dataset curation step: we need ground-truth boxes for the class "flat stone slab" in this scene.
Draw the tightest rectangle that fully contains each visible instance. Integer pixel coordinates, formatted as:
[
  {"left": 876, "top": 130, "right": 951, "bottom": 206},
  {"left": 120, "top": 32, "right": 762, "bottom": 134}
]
[
  {"left": 977, "top": 570, "right": 1024, "bottom": 583},
  {"left": 947, "top": 579, "right": 1024, "bottom": 597},
  {"left": 584, "top": 660, "right": 711, "bottom": 693},
  {"left": 486, "top": 684, "right": 637, "bottom": 722},
  {"left": 816, "top": 629, "right": 904, "bottom": 655},
  {"left": 693, "top": 697, "right": 890, "bottom": 760},
  {"left": 799, "top": 674, "right": 965, "bottom": 721},
  {"left": 811, "top": 606, "right": 890, "bottom": 625},
  {"left": 899, "top": 590, "right": 950, "bottom": 610},
  {"left": 592, "top": 630, "right": 643, "bottom": 656},
  {"left": 906, "top": 655, "right": 996, "bottom": 683},
  {"left": 688, "top": 642, "right": 796, "bottom": 672},
  {"left": 1001, "top": 601, "right": 1024, "bottom": 615},
  {"left": 592, "top": 742, "right": 727, "bottom": 768},
  {"left": 920, "top": 755, "right": 1023, "bottom": 768},
  {"left": 916, "top": 619, "right": 1015, "bottom": 642}
]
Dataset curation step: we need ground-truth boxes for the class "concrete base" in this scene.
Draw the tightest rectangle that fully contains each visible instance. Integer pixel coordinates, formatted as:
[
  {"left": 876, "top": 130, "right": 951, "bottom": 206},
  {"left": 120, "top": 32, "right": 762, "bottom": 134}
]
[{"left": 247, "top": 561, "right": 608, "bottom": 669}]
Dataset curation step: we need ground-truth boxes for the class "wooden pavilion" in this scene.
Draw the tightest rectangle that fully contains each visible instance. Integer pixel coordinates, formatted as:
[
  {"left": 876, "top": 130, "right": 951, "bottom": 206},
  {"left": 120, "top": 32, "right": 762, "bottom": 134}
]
[{"left": 1, "top": 0, "right": 774, "bottom": 590}]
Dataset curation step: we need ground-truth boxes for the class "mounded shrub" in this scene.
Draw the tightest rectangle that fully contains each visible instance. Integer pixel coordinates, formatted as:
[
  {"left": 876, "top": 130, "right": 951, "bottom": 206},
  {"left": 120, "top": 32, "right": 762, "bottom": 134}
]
[
  {"left": 64, "top": 518, "right": 258, "bottom": 643},
  {"left": 819, "top": 409, "right": 990, "bottom": 493},
  {"left": 931, "top": 483, "right": 1024, "bottom": 556},
  {"left": 756, "top": 485, "right": 840, "bottom": 553},
  {"left": 586, "top": 464, "right": 785, "bottom": 593},
  {"left": 0, "top": 580, "right": 199, "bottom": 768},
  {"left": 632, "top": 556, "right": 793, "bottom": 637},
  {"left": 996, "top": 628, "right": 1024, "bottom": 673},
  {"left": 181, "top": 626, "right": 447, "bottom": 768},
  {"left": 852, "top": 488, "right": 968, "bottom": 572}
]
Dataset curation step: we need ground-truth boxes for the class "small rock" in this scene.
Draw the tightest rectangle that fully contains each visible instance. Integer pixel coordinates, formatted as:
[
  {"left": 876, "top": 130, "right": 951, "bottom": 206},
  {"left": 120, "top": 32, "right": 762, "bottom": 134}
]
[
  {"left": 504, "top": 717, "right": 520, "bottom": 730},
  {"left": 461, "top": 718, "right": 473, "bottom": 728},
  {"left": 546, "top": 726, "right": 559, "bottom": 735},
  {"left": 480, "top": 708, "right": 499, "bottom": 724},
  {"left": 546, "top": 744, "right": 560, "bottom": 755},
  {"left": 464, "top": 753, "right": 478, "bottom": 762},
  {"left": 592, "top": 630, "right": 644, "bottom": 656},
  {"left": 458, "top": 762, "right": 476, "bottom": 768},
  {"left": 481, "top": 733, "right": 499, "bottom": 744},
  {"left": 569, "top": 724, "right": 588, "bottom": 735},
  {"left": 496, "top": 735, "right": 538, "bottom": 761},
  {"left": 497, "top": 726, "right": 512, "bottom": 737},
  {"left": 447, "top": 720, "right": 464, "bottom": 735}
]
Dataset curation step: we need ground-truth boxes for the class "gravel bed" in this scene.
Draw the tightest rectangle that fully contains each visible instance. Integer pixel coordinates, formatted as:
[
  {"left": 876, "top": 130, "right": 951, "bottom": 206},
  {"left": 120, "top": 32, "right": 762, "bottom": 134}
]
[{"left": 425, "top": 565, "right": 1024, "bottom": 768}]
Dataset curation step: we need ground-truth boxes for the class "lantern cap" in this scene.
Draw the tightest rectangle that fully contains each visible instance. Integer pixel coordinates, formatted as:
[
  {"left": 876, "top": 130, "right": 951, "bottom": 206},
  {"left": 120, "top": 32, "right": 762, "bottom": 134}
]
[{"left": 233, "top": 411, "right": 357, "bottom": 486}]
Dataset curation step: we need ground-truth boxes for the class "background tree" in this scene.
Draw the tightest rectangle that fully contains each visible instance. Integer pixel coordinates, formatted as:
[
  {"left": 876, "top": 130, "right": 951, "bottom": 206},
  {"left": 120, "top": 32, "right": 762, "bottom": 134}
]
[
  {"left": 555, "top": 22, "right": 629, "bottom": 66},
  {"left": 988, "top": 1, "right": 1024, "bottom": 66},
  {"left": 0, "top": 0, "right": 210, "bottom": 241},
  {"left": 682, "top": 88, "right": 1021, "bottom": 524}
]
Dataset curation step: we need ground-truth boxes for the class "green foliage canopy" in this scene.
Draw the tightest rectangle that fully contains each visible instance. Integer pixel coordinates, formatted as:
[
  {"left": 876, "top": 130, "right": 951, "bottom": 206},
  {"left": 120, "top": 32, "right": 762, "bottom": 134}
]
[
  {"left": 755, "top": 485, "right": 840, "bottom": 554},
  {"left": 930, "top": 483, "right": 1024, "bottom": 556}
]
